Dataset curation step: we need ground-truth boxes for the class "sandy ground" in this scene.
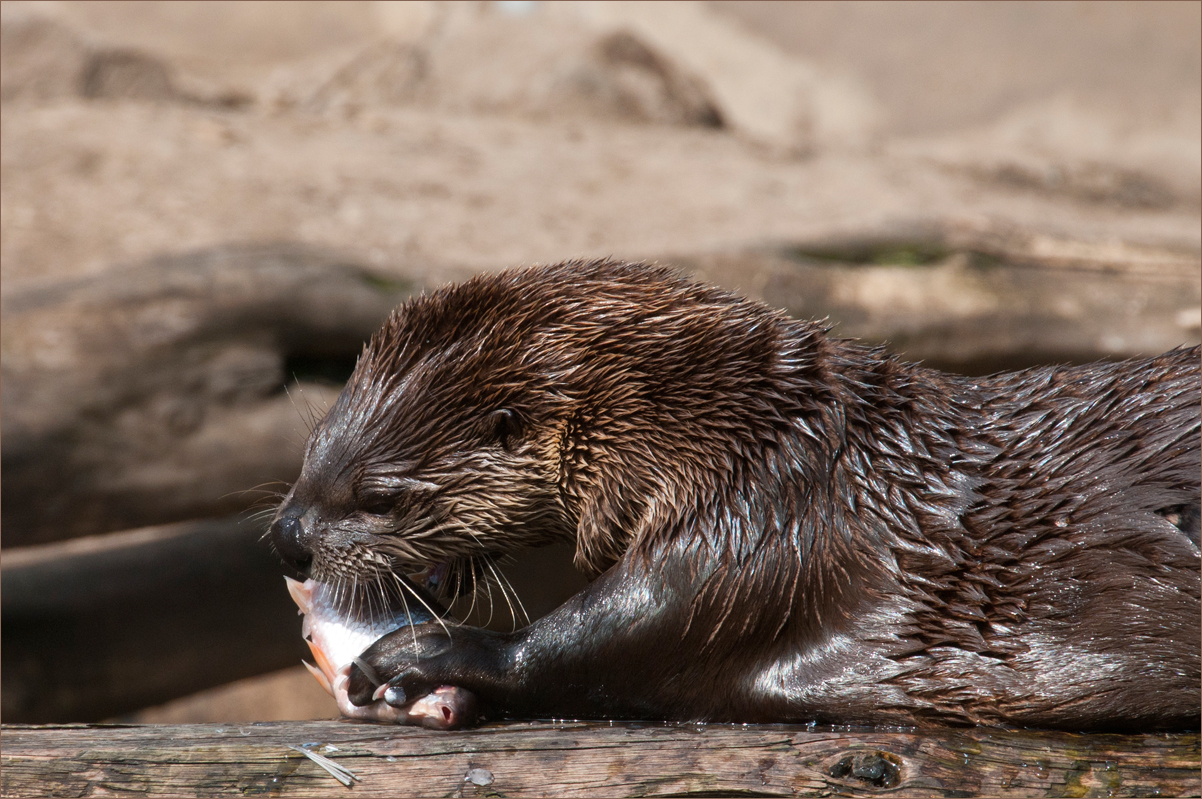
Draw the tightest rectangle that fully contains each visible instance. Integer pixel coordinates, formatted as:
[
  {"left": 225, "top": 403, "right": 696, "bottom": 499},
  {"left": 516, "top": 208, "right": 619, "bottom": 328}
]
[
  {"left": 2, "top": 0, "right": 1198, "bottom": 722},
  {"left": 713, "top": 1, "right": 1201, "bottom": 137},
  {"left": 3, "top": 1, "right": 1199, "bottom": 290}
]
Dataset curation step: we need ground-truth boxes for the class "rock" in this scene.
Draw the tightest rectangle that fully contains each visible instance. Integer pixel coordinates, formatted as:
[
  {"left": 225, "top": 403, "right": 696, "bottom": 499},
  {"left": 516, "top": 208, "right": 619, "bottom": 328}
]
[
  {"left": 896, "top": 97, "right": 1202, "bottom": 211},
  {"left": 420, "top": 7, "right": 723, "bottom": 127},
  {"left": 569, "top": 0, "right": 880, "bottom": 153},
  {"left": 80, "top": 47, "right": 178, "bottom": 101},
  {"left": 262, "top": 39, "right": 427, "bottom": 116},
  {"left": 262, "top": 0, "right": 878, "bottom": 146},
  {"left": 0, "top": 5, "right": 92, "bottom": 102},
  {"left": 265, "top": 4, "right": 724, "bottom": 128},
  {"left": 0, "top": 3, "right": 249, "bottom": 107},
  {"left": 1, "top": 243, "right": 420, "bottom": 546}
]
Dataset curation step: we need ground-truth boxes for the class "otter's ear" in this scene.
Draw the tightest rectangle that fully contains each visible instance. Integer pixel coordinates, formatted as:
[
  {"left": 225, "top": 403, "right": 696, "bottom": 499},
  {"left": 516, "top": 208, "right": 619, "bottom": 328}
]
[{"left": 486, "top": 408, "right": 521, "bottom": 450}]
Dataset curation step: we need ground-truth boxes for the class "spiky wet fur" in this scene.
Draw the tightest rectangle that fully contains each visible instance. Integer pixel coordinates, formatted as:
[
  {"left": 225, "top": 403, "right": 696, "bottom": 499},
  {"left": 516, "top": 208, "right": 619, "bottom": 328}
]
[{"left": 274, "top": 259, "right": 1200, "bottom": 730}]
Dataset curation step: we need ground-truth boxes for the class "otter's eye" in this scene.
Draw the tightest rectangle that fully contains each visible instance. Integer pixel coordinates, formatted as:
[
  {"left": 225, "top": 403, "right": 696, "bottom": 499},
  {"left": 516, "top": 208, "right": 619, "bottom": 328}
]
[{"left": 361, "top": 496, "right": 394, "bottom": 516}]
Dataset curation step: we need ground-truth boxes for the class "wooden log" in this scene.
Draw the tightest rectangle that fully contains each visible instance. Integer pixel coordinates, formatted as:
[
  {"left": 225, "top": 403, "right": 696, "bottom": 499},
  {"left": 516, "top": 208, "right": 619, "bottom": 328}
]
[
  {"left": 1, "top": 518, "right": 588, "bottom": 724},
  {"left": 0, "top": 518, "right": 311, "bottom": 723},
  {"left": 1, "top": 242, "right": 421, "bottom": 546},
  {"left": 676, "top": 226, "right": 1201, "bottom": 376},
  {"left": 6, "top": 232, "right": 1196, "bottom": 547},
  {"left": 1, "top": 720, "right": 1198, "bottom": 797}
]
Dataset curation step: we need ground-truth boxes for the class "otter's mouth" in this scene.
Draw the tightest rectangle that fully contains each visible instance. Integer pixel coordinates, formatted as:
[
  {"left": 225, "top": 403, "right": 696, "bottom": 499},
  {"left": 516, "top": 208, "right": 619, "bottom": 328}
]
[
  {"left": 409, "top": 555, "right": 500, "bottom": 599},
  {"left": 407, "top": 555, "right": 526, "bottom": 628}
]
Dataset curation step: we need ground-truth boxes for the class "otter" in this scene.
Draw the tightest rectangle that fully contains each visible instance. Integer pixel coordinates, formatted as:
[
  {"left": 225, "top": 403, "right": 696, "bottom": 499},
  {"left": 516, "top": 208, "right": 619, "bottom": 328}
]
[{"left": 269, "top": 259, "right": 1200, "bottom": 731}]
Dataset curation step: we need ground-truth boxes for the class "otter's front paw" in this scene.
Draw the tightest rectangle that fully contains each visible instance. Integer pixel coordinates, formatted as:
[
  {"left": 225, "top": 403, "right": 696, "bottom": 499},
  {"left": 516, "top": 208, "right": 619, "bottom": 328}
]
[
  {"left": 345, "top": 622, "right": 450, "bottom": 705},
  {"left": 346, "top": 623, "right": 501, "bottom": 726}
]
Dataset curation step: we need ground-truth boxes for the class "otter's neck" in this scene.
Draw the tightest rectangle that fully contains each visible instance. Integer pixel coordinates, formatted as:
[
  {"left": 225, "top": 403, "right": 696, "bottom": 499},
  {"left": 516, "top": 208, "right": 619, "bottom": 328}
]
[{"left": 554, "top": 315, "right": 846, "bottom": 578}]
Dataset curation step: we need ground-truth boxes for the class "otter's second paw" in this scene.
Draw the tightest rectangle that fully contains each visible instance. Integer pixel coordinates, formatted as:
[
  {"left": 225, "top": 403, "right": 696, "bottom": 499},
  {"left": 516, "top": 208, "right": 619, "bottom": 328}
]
[{"left": 328, "top": 661, "right": 477, "bottom": 729}]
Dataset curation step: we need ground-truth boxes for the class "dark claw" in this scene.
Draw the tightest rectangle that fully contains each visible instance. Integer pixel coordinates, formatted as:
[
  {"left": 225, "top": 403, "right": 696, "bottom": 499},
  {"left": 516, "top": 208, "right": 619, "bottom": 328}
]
[
  {"left": 353, "top": 656, "right": 384, "bottom": 688},
  {"left": 346, "top": 661, "right": 381, "bottom": 706}
]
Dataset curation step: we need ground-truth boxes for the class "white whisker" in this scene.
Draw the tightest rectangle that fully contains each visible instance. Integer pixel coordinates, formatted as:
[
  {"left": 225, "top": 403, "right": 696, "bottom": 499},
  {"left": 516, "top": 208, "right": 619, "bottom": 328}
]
[
  {"left": 387, "top": 571, "right": 452, "bottom": 640},
  {"left": 490, "top": 555, "right": 530, "bottom": 629}
]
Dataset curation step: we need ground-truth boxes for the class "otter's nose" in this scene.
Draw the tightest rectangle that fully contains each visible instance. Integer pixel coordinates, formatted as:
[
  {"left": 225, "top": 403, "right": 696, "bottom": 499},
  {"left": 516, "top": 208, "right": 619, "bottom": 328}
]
[{"left": 270, "top": 513, "right": 312, "bottom": 574}]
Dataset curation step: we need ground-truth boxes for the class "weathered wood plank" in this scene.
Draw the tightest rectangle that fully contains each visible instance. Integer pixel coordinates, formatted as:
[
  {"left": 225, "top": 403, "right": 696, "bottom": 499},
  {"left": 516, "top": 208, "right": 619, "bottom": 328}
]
[{"left": 2, "top": 721, "right": 1198, "bottom": 798}]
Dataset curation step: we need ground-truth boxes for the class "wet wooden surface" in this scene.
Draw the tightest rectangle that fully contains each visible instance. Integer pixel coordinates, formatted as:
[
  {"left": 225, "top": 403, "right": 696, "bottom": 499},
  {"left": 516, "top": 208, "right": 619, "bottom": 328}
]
[{"left": 2, "top": 720, "right": 1198, "bottom": 797}]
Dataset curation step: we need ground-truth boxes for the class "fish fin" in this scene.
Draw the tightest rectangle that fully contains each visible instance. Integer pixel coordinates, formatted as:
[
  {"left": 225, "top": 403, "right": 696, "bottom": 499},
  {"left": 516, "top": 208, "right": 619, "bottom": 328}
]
[
  {"left": 306, "top": 637, "right": 340, "bottom": 685},
  {"left": 303, "top": 660, "right": 335, "bottom": 697},
  {"left": 284, "top": 576, "right": 312, "bottom": 614}
]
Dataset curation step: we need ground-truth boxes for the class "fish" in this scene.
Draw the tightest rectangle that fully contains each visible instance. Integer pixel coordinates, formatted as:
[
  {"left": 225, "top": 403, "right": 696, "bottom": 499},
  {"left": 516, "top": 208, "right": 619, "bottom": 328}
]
[{"left": 284, "top": 576, "right": 477, "bottom": 729}]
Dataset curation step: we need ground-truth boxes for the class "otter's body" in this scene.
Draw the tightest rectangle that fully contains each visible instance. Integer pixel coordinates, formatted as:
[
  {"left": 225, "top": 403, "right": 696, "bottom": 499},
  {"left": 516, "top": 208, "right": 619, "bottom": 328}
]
[{"left": 271, "top": 260, "right": 1200, "bottom": 730}]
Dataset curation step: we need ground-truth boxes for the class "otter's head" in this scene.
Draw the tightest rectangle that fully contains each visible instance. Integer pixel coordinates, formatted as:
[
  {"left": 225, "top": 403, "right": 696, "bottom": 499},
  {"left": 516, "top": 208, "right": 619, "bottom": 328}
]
[
  {"left": 269, "top": 259, "right": 799, "bottom": 593},
  {"left": 268, "top": 269, "right": 585, "bottom": 595}
]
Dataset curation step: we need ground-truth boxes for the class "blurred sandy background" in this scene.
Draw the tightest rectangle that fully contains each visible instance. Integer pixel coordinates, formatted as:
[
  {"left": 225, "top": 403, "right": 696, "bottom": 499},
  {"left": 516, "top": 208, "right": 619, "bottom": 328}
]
[
  {"left": 5, "top": 0, "right": 1199, "bottom": 286},
  {"left": 2, "top": 0, "right": 1199, "bottom": 723}
]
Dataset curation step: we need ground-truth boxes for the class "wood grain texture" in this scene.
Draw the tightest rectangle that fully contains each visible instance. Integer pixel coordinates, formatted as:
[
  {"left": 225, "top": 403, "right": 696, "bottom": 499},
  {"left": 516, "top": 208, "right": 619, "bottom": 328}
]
[{"left": 2, "top": 720, "right": 1198, "bottom": 798}]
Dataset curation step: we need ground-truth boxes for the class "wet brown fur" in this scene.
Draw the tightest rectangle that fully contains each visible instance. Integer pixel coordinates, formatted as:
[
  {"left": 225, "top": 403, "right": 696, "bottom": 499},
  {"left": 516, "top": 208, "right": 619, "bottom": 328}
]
[{"left": 271, "top": 259, "right": 1201, "bottom": 730}]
